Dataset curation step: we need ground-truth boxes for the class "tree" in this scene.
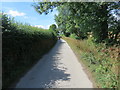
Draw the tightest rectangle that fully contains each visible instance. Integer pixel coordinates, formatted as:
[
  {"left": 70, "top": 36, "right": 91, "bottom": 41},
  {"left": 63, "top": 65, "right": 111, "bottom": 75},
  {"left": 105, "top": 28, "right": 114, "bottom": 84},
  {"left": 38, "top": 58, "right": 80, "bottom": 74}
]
[
  {"left": 49, "top": 24, "right": 57, "bottom": 33},
  {"left": 33, "top": 2, "right": 120, "bottom": 44}
]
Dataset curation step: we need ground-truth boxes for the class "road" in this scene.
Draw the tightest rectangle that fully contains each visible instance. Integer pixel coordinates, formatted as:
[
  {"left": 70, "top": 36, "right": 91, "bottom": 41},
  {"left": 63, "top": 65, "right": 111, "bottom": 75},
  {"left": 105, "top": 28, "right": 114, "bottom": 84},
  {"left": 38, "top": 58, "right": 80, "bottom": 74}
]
[{"left": 15, "top": 39, "right": 93, "bottom": 88}]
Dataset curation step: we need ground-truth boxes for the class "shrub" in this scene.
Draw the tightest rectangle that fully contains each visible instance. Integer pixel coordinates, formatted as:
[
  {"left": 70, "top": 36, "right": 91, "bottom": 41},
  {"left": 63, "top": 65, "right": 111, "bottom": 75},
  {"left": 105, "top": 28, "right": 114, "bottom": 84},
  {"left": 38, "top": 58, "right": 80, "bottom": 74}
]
[
  {"left": 63, "top": 37, "right": 119, "bottom": 88},
  {"left": 2, "top": 14, "right": 57, "bottom": 88}
]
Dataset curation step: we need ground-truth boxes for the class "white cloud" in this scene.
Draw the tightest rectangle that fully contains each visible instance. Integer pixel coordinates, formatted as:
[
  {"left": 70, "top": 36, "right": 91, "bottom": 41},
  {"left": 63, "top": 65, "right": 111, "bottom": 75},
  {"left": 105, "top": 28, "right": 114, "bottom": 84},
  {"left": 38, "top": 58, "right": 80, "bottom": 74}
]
[
  {"left": 46, "top": 25, "right": 50, "bottom": 29},
  {"left": 34, "top": 25, "right": 52, "bottom": 29},
  {"left": 7, "top": 10, "right": 26, "bottom": 17},
  {"left": 34, "top": 25, "right": 45, "bottom": 29}
]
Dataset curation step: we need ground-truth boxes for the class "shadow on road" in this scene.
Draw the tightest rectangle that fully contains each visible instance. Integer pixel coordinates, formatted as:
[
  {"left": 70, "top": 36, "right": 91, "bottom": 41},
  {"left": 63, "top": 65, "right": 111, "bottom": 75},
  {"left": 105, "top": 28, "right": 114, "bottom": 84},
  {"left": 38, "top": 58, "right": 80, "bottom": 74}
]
[
  {"left": 15, "top": 39, "right": 71, "bottom": 88},
  {"left": 37, "top": 39, "right": 71, "bottom": 88}
]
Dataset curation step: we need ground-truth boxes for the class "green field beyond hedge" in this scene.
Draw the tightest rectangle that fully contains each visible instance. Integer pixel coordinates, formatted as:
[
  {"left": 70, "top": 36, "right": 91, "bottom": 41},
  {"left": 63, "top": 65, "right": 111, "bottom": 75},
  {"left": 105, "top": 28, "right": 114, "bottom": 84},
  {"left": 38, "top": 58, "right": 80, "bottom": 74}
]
[{"left": 2, "top": 14, "right": 57, "bottom": 88}]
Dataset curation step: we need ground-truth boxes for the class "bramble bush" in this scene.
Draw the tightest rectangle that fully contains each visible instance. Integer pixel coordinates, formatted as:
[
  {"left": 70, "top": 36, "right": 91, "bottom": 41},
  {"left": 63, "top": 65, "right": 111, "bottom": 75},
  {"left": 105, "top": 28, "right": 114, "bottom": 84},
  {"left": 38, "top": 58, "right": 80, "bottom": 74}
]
[{"left": 2, "top": 14, "right": 57, "bottom": 88}]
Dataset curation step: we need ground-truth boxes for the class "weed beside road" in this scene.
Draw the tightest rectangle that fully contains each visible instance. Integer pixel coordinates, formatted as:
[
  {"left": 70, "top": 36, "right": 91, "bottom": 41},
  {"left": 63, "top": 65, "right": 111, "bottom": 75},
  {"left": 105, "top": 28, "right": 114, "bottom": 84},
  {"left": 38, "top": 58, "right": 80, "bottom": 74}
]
[{"left": 63, "top": 37, "right": 119, "bottom": 88}]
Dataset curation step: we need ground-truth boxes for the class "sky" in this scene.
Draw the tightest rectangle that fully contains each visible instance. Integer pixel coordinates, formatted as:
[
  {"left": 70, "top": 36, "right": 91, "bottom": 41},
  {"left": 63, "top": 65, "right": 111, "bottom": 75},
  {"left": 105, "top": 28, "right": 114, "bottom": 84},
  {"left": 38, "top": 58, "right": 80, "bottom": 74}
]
[
  {"left": 1, "top": 2, "right": 58, "bottom": 29},
  {"left": 1, "top": 1, "right": 119, "bottom": 29}
]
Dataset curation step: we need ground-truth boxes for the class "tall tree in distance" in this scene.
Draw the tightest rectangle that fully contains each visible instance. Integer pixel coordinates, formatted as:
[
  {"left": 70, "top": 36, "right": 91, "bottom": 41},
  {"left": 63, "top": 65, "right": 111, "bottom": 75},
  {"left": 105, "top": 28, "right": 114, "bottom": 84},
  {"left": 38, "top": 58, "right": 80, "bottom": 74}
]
[{"left": 49, "top": 24, "right": 58, "bottom": 34}]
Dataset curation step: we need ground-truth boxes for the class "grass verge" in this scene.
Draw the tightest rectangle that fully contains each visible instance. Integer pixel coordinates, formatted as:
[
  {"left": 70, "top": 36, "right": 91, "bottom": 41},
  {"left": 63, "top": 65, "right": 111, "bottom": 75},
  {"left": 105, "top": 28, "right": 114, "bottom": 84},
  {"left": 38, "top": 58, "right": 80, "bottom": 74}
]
[{"left": 63, "top": 37, "right": 119, "bottom": 89}]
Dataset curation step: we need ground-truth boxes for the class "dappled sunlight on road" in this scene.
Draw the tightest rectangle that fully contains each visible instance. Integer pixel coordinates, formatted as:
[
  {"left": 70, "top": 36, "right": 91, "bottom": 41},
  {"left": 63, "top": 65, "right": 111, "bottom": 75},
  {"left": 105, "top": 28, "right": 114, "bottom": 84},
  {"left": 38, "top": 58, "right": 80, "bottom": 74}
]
[{"left": 16, "top": 39, "right": 93, "bottom": 88}]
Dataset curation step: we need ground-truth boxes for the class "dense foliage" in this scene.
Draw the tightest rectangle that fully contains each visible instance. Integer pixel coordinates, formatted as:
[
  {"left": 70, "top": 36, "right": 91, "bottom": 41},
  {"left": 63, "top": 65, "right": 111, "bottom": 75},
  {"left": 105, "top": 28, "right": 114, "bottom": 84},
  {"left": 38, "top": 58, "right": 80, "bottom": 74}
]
[
  {"left": 64, "top": 37, "right": 119, "bottom": 88},
  {"left": 49, "top": 24, "right": 58, "bottom": 34},
  {"left": 2, "top": 14, "right": 57, "bottom": 88},
  {"left": 33, "top": 2, "right": 120, "bottom": 45},
  {"left": 33, "top": 2, "right": 120, "bottom": 88}
]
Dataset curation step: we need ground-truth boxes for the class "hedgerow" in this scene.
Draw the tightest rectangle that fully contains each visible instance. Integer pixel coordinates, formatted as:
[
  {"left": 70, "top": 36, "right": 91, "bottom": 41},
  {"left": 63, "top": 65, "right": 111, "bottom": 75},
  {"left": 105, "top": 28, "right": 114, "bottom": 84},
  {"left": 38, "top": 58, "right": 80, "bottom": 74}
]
[{"left": 2, "top": 14, "right": 57, "bottom": 88}]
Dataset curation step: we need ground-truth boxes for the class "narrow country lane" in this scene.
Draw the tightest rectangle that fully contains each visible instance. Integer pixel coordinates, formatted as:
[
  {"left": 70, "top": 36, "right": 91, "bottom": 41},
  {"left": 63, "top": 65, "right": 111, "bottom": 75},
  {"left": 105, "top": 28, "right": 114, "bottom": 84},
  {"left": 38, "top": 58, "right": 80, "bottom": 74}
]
[{"left": 15, "top": 39, "right": 93, "bottom": 88}]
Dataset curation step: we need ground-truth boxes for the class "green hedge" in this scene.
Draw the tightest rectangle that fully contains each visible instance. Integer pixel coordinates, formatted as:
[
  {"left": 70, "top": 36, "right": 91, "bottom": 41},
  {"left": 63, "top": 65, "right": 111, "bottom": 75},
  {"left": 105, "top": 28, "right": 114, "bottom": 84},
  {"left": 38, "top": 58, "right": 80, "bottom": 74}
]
[{"left": 2, "top": 14, "right": 57, "bottom": 88}]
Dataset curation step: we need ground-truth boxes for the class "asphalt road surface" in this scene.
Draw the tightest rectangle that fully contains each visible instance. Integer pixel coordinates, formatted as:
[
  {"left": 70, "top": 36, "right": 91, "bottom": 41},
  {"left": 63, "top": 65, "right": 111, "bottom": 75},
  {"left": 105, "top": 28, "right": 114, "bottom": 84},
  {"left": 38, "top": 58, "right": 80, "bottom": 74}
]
[{"left": 15, "top": 39, "right": 93, "bottom": 88}]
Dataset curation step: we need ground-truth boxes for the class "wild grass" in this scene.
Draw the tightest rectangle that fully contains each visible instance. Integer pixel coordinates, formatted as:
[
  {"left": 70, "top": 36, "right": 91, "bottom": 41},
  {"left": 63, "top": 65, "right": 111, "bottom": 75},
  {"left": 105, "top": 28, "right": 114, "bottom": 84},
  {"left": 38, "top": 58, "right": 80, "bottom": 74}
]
[{"left": 63, "top": 37, "right": 119, "bottom": 89}]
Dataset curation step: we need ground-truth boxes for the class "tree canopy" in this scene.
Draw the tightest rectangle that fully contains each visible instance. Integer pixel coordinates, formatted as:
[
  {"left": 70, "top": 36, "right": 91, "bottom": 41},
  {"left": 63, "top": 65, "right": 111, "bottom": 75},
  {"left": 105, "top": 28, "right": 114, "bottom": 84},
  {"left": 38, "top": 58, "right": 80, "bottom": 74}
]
[{"left": 33, "top": 2, "right": 120, "bottom": 45}]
